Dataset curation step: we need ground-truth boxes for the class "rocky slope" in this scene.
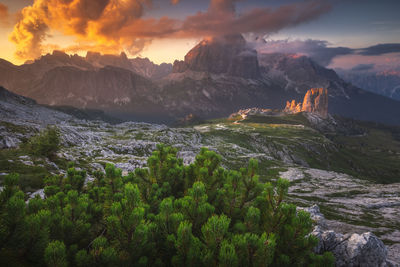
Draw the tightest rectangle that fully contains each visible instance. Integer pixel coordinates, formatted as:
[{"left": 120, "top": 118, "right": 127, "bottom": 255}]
[
  {"left": 28, "top": 66, "right": 162, "bottom": 114},
  {"left": 1, "top": 89, "right": 399, "bottom": 264}
]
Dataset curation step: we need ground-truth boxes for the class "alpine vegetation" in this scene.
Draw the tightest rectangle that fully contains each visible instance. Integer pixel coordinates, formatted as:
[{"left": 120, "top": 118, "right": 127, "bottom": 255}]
[{"left": 0, "top": 145, "right": 334, "bottom": 266}]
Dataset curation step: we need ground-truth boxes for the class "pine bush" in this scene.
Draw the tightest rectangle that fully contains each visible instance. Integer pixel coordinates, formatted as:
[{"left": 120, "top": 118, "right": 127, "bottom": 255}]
[{"left": 0, "top": 144, "right": 334, "bottom": 266}]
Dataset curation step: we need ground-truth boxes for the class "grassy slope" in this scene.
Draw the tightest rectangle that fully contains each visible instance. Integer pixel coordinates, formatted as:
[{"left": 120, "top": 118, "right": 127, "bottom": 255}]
[
  {"left": 1, "top": 112, "right": 399, "bottom": 194},
  {"left": 203, "top": 114, "right": 400, "bottom": 184}
]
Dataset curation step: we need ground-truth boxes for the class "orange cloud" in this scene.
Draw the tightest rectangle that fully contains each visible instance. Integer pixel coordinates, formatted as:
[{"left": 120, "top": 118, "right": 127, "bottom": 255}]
[
  {"left": 9, "top": 0, "right": 332, "bottom": 61},
  {"left": 9, "top": 0, "right": 158, "bottom": 60},
  {"left": 0, "top": 3, "right": 9, "bottom": 26}
]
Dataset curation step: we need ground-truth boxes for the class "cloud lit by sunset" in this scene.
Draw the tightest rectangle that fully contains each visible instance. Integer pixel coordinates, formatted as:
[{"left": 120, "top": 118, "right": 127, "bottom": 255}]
[
  {"left": 0, "top": 0, "right": 399, "bottom": 69},
  {"left": 5, "top": 0, "right": 332, "bottom": 62}
]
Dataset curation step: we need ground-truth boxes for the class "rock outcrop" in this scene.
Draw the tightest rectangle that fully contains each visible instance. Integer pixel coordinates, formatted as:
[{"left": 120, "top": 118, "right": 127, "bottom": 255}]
[
  {"left": 285, "top": 100, "right": 302, "bottom": 113},
  {"left": 284, "top": 88, "right": 329, "bottom": 118},
  {"left": 172, "top": 34, "right": 261, "bottom": 79},
  {"left": 229, "top": 108, "right": 278, "bottom": 120},
  {"left": 300, "top": 205, "right": 398, "bottom": 267}
]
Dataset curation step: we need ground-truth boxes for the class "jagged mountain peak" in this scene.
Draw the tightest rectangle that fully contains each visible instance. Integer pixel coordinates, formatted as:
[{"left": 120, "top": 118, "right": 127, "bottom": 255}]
[
  {"left": 258, "top": 52, "right": 346, "bottom": 96},
  {"left": 34, "top": 50, "right": 88, "bottom": 65}
]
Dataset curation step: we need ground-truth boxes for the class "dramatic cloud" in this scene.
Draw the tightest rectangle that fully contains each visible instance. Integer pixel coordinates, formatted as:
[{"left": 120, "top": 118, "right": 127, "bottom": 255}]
[
  {"left": 357, "top": 44, "right": 400, "bottom": 56},
  {"left": 253, "top": 39, "right": 352, "bottom": 66},
  {"left": 179, "top": 0, "right": 332, "bottom": 38},
  {"left": 254, "top": 38, "right": 400, "bottom": 68},
  {"left": 0, "top": 3, "right": 9, "bottom": 26},
  {"left": 9, "top": 0, "right": 160, "bottom": 60},
  {"left": 9, "top": 0, "right": 332, "bottom": 61}
]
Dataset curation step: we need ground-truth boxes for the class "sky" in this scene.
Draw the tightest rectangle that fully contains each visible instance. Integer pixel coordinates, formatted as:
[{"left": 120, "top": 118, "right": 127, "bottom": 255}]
[{"left": 0, "top": 0, "right": 400, "bottom": 71}]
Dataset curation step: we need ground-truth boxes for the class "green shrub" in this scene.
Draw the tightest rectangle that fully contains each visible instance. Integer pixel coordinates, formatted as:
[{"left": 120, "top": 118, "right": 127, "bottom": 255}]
[
  {"left": 0, "top": 144, "right": 334, "bottom": 266},
  {"left": 44, "top": 241, "right": 67, "bottom": 267},
  {"left": 26, "top": 126, "right": 60, "bottom": 158}
]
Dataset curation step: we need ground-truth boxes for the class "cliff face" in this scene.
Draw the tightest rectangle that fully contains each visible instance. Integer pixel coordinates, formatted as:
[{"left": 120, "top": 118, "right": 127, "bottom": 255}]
[{"left": 285, "top": 88, "right": 328, "bottom": 118}]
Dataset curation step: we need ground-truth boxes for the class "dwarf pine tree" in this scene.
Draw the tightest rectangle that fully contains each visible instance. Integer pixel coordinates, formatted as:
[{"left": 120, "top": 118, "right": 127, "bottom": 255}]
[
  {"left": 25, "top": 126, "right": 61, "bottom": 158},
  {"left": 0, "top": 144, "right": 334, "bottom": 266}
]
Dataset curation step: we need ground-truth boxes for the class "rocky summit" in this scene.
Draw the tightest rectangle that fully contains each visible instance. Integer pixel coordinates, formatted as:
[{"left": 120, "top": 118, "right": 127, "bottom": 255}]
[{"left": 285, "top": 88, "right": 329, "bottom": 118}]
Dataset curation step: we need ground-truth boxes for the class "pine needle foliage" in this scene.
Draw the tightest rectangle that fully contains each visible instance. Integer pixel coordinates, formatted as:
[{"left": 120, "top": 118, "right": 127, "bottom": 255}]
[{"left": 0, "top": 144, "right": 334, "bottom": 266}]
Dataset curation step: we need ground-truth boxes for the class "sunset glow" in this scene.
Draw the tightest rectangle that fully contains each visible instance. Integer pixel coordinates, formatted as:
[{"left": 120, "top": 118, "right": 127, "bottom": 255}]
[{"left": 0, "top": 0, "right": 399, "bottom": 69}]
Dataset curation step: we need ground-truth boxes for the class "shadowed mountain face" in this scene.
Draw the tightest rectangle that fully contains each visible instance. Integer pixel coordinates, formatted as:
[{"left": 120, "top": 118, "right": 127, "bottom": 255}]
[
  {"left": 336, "top": 69, "right": 400, "bottom": 101},
  {"left": 0, "top": 52, "right": 174, "bottom": 122},
  {"left": 0, "top": 35, "right": 399, "bottom": 125}
]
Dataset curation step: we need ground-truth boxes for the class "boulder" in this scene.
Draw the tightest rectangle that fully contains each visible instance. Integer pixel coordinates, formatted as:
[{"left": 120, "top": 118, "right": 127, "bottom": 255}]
[
  {"left": 299, "top": 205, "right": 397, "bottom": 267},
  {"left": 0, "top": 135, "right": 19, "bottom": 148}
]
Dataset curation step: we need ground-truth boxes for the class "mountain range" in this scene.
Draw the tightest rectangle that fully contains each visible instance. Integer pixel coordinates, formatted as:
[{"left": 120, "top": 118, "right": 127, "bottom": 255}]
[
  {"left": 0, "top": 34, "right": 399, "bottom": 125},
  {"left": 336, "top": 68, "right": 400, "bottom": 101}
]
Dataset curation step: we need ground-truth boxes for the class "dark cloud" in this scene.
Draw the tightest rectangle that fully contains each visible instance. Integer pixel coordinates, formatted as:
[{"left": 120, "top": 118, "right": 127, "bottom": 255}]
[
  {"left": 351, "top": 64, "right": 375, "bottom": 71},
  {"left": 357, "top": 44, "right": 400, "bottom": 56},
  {"left": 180, "top": 0, "right": 332, "bottom": 37},
  {"left": 209, "top": 0, "right": 241, "bottom": 13},
  {"left": 254, "top": 39, "right": 352, "bottom": 66}
]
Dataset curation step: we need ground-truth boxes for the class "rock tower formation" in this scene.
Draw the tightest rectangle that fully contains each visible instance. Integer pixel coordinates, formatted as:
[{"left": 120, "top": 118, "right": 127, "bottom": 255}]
[{"left": 284, "top": 88, "right": 328, "bottom": 118}]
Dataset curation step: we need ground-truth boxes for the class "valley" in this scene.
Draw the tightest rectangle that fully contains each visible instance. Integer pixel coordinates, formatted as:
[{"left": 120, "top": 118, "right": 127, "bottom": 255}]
[{"left": 1, "top": 86, "right": 400, "bottom": 263}]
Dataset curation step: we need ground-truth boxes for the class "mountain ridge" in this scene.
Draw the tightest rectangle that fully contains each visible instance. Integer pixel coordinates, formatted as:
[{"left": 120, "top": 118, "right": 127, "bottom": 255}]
[{"left": 0, "top": 35, "right": 399, "bottom": 125}]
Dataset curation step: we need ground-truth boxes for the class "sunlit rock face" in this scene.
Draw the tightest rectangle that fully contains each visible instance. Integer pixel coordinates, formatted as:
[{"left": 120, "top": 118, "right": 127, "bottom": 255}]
[
  {"left": 285, "top": 100, "right": 302, "bottom": 113},
  {"left": 172, "top": 34, "right": 261, "bottom": 79},
  {"left": 285, "top": 88, "right": 329, "bottom": 118},
  {"left": 302, "top": 88, "right": 329, "bottom": 117}
]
